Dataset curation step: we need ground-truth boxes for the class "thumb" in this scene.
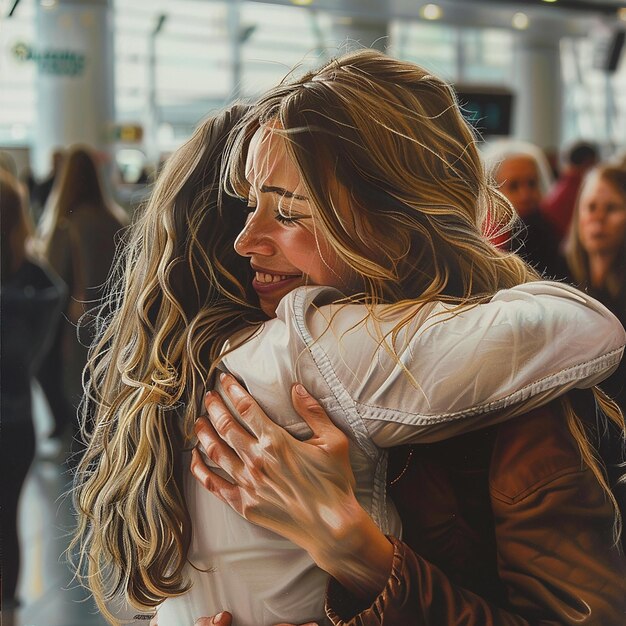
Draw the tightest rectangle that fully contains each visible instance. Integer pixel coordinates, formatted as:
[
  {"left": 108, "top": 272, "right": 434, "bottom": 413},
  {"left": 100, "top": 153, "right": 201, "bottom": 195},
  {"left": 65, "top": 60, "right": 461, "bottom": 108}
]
[
  {"left": 290, "top": 383, "right": 336, "bottom": 436},
  {"left": 194, "top": 611, "right": 233, "bottom": 626}
]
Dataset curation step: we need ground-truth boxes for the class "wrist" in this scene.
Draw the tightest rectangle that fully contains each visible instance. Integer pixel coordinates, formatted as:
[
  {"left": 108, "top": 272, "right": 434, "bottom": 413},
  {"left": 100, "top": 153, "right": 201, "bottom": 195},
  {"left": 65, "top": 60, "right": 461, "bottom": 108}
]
[{"left": 307, "top": 498, "right": 394, "bottom": 600}]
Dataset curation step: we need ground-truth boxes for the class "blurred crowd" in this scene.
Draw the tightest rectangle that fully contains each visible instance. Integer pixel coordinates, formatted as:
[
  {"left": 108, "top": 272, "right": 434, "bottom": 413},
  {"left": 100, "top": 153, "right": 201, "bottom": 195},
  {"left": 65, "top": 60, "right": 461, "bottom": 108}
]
[
  {"left": 1, "top": 131, "right": 625, "bottom": 616},
  {"left": 0, "top": 145, "right": 129, "bottom": 618}
]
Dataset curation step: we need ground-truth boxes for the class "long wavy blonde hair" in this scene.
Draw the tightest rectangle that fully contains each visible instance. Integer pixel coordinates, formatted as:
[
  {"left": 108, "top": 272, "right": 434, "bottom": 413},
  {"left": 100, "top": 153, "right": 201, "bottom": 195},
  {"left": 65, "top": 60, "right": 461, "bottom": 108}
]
[
  {"left": 70, "top": 105, "right": 264, "bottom": 621},
  {"left": 72, "top": 51, "right": 624, "bottom": 621}
]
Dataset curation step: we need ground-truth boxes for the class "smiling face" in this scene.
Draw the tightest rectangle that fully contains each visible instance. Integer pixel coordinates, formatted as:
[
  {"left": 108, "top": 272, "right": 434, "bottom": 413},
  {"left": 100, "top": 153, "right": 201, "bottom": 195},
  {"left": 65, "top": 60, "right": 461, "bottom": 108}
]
[
  {"left": 578, "top": 174, "right": 626, "bottom": 258},
  {"left": 234, "top": 124, "right": 357, "bottom": 317}
]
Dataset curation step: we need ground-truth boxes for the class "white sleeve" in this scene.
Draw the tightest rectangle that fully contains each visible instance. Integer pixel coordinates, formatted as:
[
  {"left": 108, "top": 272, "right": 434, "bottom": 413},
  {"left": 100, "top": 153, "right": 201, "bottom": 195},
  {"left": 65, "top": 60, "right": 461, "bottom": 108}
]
[{"left": 284, "top": 281, "right": 625, "bottom": 447}]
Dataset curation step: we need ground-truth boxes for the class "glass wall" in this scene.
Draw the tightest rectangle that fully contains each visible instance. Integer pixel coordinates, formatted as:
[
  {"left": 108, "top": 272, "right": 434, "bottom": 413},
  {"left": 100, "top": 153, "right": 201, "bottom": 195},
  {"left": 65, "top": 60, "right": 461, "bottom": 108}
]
[{"left": 0, "top": 0, "right": 624, "bottom": 157}]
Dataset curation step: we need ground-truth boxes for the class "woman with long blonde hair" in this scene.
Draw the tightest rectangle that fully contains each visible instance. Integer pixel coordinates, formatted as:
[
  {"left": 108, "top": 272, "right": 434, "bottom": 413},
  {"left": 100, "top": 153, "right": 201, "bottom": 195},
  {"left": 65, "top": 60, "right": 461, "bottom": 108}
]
[
  {"left": 565, "top": 165, "right": 626, "bottom": 326},
  {"left": 73, "top": 51, "right": 626, "bottom": 626},
  {"left": 564, "top": 165, "right": 626, "bottom": 509}
]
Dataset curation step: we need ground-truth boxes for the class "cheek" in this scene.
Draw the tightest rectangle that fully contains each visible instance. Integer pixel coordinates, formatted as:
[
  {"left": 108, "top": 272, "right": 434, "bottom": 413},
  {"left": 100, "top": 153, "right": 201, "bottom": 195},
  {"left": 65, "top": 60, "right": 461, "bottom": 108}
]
[
  {"left": 279, "top": 228, "right": 321, "bottom": 268},
  {"left": 578, "top": 214, "right": 589, "bottom": 231},
  {"left": 610, "top": 213, "right": 626, "bottom": 238}
]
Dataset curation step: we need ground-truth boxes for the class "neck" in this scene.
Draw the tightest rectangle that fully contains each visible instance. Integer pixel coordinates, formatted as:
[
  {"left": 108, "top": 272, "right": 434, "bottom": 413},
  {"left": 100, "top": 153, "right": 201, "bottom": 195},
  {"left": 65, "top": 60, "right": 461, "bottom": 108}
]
[{"left": 587, "top": 253, "right": 615, "bottom": 289}]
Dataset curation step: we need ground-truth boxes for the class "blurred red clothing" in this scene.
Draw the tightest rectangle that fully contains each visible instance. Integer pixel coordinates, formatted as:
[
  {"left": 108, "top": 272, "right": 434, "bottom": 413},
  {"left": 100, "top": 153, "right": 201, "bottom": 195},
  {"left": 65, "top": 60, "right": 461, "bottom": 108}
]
[{"left": 541, "top": 169, "right": 584, "bottom": 242}]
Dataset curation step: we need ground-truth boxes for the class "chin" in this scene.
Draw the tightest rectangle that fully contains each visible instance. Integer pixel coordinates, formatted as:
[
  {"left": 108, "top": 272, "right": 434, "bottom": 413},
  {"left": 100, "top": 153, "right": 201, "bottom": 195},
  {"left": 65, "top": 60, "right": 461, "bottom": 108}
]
[{"left": 260, "top": 301, "right": 278, "bottom": 319}]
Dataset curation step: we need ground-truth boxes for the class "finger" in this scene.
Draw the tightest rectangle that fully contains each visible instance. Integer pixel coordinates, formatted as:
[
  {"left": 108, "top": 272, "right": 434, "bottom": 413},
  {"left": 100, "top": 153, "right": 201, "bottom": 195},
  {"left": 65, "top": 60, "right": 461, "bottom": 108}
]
[
  {"left": 219, "top": 373, "right": 280, "bottom": 439},
  {"left": 194, "top": 415, "right": 244, "bottom": 477},
  {"left": 205, "top": 389, "right": 258, "bottom": 449},
  {"left": 193, "top": 613, "right": 233, "bottom": 626},
  {"left": 190, "top": 448, "right": 243, "bottom": 514},
  {"left": 290, "top": 383, "right": 340, "bottom": 438},
  {"left": 212, "top": 611, "right": 232, "bottom": 626}
]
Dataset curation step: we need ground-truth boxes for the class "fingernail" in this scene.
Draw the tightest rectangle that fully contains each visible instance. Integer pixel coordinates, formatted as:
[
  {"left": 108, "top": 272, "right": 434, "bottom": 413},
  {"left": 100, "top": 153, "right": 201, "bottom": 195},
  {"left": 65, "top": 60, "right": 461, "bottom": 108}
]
[
  {"left": 295, "top": 383, "right": 309, "bottom": 397},
  {"left": 226, "top": 381, "right": 246, "bottom": 401},
  {"left": 219, "top": 372, "right": 228, "bottom": 383},
  {"left": 213, "top": 612, "right": 225, "bottom": 625}
]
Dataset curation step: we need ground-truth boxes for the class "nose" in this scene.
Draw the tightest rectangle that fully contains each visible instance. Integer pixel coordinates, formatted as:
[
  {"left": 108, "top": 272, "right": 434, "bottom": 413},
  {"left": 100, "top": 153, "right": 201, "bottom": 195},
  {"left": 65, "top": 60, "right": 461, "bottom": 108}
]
[{"left": 234, "top": 211, "right": 274, "bottom": 258}]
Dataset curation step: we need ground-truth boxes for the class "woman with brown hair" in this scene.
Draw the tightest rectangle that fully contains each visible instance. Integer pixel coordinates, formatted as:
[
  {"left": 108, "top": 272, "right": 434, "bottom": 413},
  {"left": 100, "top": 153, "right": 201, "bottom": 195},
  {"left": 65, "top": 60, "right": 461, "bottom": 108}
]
[
  {"left": 72, "top": 51, "right": 625, "bottom": 626},
  {"left": 36, "top": 146, "right": 129, "bottom": 443}
]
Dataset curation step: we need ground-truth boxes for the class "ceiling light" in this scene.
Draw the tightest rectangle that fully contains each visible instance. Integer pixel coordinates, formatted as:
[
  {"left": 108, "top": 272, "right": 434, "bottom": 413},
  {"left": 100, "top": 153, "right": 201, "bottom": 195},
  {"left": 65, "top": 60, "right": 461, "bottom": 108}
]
[
  {"left": 290, "top": 0, "right": 314, "bottom": 5},
  {"left": 421, "top": 4, "right": 442, "bottom": 20},
  {"left": 40, "top": 0, "right": 58, "bottom": 7},
  {"left": 512, "top": 12, "right": 529, "bottom": 30},
  {"left": 542, "top": 0, "right": 558, "bottom": 3}
]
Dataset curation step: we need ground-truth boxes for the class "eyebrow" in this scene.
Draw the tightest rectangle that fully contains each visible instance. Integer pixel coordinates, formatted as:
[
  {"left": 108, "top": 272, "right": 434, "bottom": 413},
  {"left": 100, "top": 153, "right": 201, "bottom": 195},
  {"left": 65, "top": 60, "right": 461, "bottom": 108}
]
[{"left": 260, "top": 185, "right": 308, "bottom": 202}]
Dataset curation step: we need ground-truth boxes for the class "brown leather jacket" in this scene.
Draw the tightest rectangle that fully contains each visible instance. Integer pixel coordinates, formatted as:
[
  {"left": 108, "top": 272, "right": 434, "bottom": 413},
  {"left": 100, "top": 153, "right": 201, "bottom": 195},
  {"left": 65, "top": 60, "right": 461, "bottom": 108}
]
[{"left": 325, "top": 403, "right": 626, "bottom": 625}]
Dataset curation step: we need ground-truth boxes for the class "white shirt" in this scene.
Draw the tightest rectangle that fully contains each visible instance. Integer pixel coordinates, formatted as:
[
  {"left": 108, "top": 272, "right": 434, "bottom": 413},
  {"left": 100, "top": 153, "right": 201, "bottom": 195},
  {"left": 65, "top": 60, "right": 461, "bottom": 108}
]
[{"left": 157, "top": 281, "right": 625, "bottom": 626}]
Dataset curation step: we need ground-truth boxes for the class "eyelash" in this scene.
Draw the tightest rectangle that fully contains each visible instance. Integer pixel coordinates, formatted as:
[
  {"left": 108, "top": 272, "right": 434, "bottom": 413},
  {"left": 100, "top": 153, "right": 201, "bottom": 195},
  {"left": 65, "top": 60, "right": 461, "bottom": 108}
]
[
  {"left": 244, "top": 203, "right": 301, "bottom": 226},
  {"left": 275, "top": 212, "right": 300, "bottom": 225}
]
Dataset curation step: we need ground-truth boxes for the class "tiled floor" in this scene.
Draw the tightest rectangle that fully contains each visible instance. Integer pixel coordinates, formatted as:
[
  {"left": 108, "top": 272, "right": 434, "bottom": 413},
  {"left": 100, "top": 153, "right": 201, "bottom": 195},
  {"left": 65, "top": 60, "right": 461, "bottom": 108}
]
[{"left": 10, "top": 386, "right": 108, "bottom": 626}]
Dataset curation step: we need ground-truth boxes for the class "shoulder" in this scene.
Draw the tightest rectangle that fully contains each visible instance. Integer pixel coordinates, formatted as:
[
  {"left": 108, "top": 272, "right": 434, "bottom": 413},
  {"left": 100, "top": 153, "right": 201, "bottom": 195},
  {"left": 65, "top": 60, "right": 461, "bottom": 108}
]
[{"left": 489, "top": 403, "right": 583, "bottom": 503}]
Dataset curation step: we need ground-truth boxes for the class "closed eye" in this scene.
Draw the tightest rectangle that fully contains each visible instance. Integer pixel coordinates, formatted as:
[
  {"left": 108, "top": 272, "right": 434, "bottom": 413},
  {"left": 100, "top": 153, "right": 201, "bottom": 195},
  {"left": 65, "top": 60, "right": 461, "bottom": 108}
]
[{"left": 275, "top": 211, "right": 303, "bottom": 226}]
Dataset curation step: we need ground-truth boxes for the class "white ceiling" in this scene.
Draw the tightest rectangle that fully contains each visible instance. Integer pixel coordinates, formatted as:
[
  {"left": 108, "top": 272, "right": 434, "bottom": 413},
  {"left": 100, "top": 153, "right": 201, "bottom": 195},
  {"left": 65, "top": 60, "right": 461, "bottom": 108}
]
[{"left": 244, "top": 0, "right": 625, "bottom": 37}]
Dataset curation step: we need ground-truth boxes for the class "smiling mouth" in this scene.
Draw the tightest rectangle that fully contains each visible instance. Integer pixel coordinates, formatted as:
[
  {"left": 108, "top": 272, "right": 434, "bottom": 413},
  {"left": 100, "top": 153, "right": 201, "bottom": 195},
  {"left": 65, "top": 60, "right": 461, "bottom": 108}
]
[{"left": 254, "top": 271, "right": 302, "bottom": 284}]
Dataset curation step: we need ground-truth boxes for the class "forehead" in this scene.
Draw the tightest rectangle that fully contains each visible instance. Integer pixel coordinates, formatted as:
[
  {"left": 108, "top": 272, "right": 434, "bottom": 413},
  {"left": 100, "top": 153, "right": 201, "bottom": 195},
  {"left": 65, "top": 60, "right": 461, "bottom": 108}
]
[
  {"left": 245, "top": 124, "right": 302, "bottom": 190},
  {"left": 497, "top": 156, "right": 538, "bottom": 181},
  {"left": 581, "top": 175, "right": 624, "bottom": 202}
]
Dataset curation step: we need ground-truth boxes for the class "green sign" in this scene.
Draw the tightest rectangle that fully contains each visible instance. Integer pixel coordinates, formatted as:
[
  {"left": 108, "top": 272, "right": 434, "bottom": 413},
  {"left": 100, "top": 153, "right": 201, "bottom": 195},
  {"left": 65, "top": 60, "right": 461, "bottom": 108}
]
[{"left": 12, "top": 42, "right": 86, "bottom": 77}]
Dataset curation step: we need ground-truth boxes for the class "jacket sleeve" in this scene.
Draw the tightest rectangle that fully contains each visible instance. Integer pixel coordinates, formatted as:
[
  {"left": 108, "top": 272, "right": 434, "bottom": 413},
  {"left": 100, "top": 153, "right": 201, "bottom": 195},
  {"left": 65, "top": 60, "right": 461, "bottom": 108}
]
[
  {"left": 324, "top": 411, "right": 626, "bottom": 626},
  {"left": 290, "top": 281, "right": 625, "bottom": 447},
  {"left": 326, "top": 536, "right": 536, "bottom": 626}
]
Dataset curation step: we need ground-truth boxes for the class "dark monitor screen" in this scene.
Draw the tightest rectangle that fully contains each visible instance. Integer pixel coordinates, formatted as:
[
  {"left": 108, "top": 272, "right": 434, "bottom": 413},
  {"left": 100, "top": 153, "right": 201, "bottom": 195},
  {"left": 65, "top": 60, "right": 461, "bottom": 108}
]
[{"left": 455, "top": 87, "right": 514, "bottom": 137}]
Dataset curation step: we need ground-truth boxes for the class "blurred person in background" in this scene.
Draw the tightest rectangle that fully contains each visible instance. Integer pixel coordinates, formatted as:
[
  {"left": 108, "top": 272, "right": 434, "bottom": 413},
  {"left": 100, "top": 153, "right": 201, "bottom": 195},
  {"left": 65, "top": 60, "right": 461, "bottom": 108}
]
[
  {"left": 36, "top": 145, "right": 129, "bottom": 453},
  {"left": 484, "top": 140, "right": 561, "bottom": 277},
  {"left": 0, "top": 150, "right": 19, "bottom": 178},
  {"left": 0, "top": 170, "right": 66, "bottom": 625},
  {"left": 542, "top": 140, "right": 599, "bottom": 245},
  {"left": 30, "top": 148, "right": 65, "bottom": 224},
  {"left": 564, "top": 164, "right": 626, "bottom": 413}
]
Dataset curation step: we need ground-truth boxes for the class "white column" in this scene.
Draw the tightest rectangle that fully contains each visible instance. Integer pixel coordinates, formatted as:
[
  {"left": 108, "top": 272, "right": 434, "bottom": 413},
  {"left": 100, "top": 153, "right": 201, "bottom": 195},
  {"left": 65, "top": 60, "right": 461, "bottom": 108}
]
[
  {"left": 34, "top": 0, "right": 114, "bottom": 176},
  {"left": 512, "top": 29, "right": 562, "bottom": 150}
]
